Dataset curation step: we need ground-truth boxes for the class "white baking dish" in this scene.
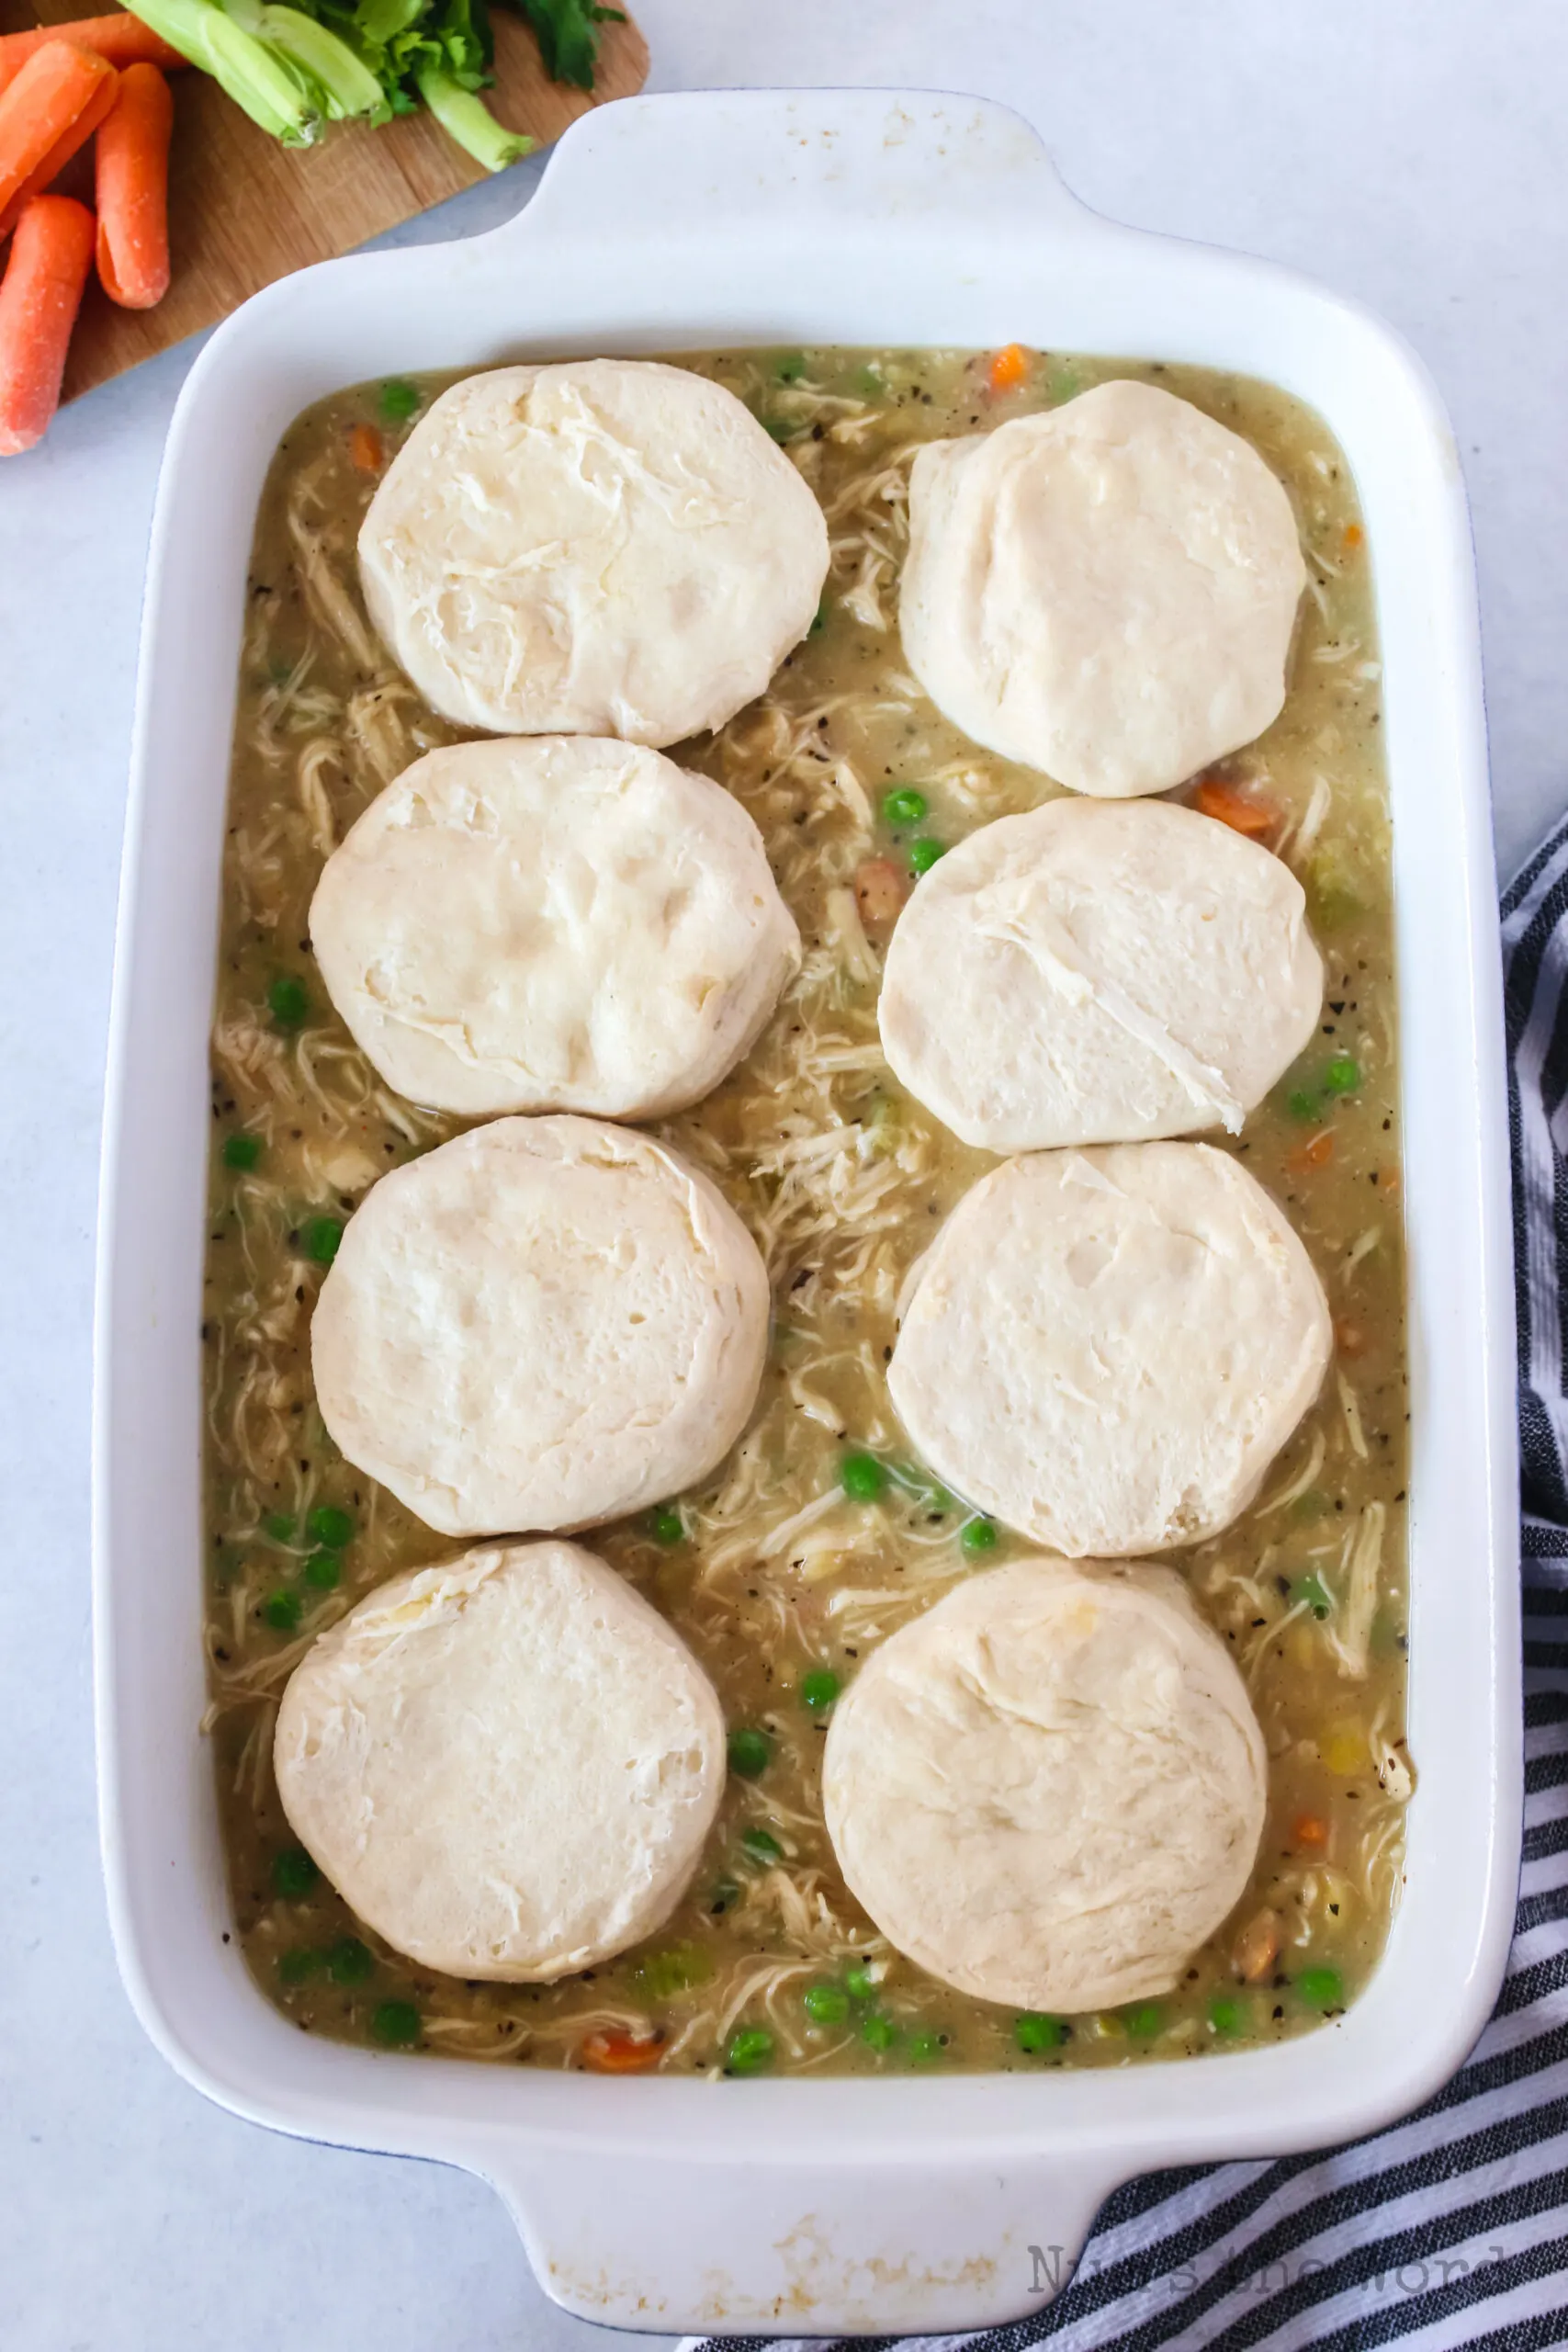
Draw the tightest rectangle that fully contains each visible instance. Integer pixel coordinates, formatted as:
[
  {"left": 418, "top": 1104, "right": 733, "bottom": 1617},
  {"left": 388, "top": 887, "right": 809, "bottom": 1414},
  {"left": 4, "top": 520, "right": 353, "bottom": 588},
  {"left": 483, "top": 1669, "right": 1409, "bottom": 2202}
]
[{"left": 95, "top": 88, "right": 1520, "bottom": 2337}]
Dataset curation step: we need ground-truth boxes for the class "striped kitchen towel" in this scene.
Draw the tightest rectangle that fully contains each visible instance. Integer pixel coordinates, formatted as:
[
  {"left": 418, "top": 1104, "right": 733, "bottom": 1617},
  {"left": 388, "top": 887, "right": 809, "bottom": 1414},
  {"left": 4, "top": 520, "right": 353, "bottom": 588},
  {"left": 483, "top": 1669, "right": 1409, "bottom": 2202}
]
[{"left": 688, "top": 818, "right": 1568, "bottom": 2352}]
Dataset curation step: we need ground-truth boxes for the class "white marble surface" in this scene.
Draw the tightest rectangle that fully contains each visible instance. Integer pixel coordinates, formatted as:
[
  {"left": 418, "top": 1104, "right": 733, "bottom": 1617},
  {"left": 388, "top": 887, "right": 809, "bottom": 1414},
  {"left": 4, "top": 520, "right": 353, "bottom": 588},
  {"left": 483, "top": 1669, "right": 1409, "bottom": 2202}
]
[{"left": 1, "top": 5, "right": 1563, "bottom": 2345}]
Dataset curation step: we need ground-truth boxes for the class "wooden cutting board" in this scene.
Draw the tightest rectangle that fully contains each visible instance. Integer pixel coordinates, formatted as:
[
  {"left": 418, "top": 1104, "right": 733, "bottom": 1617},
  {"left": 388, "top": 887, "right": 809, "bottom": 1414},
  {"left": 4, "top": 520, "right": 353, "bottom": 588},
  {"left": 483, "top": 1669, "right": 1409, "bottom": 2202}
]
[{"left": 0, "top": 3, "right": 648, "bottom": 399}]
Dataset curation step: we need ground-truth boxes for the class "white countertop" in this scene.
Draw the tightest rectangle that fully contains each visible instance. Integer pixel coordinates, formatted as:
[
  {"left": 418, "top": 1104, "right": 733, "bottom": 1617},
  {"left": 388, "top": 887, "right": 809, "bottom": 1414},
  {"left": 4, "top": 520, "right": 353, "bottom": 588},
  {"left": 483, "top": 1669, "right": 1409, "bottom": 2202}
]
[{"left": 2, "top": 4, "right": 1562, "bottom": 2344}]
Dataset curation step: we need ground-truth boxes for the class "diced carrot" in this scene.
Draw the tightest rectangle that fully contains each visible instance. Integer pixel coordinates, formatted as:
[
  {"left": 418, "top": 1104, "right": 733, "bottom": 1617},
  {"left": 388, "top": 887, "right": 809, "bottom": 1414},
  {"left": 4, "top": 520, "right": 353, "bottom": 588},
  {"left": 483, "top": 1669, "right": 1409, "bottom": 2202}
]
[
  {"left": 988, "top": 341, "right": 1028, "bottom": 392},
  {"left": 348, "top": 421, "right": 383, "bottom": 473},
  {"left": 1292, "top": 1812, "right": 1330, "bottom": 1849},
  {"left": 1342, "top": 522, "right": 1364, "bottom": 551},
  {"left": 1192, "top": 775, "right": 1279, "bottom": 839},
  {"left": 0, "top": 42, "right": 116, "bottom": 232},
  {"left": 0, "top": 192, "right": 94, "bottom": 455},
  {"left": 854, "top": 855, "right": 908, "bottom": 928},
  {"left": 94, "top": 61, "right": 169, "bottom": 308},
  {"left": 0, "top": 14, "right": 183, "bottom": 92},
  {"left": 1377, "top": 1169, "right": 1400, "bottom": 1198},
  {"left": 1233, "top": 1906, "right": 1280, "bottom": 1984},
  {"left": 580, "top": 2029, "right": 664, "bottom": 2075},
  {"left": 1289, "top": 1131, "right": 1335, "bottom": 1173},
  {"left": 1335, "top": 1317, "right": 1367, "bottom": 1358}
]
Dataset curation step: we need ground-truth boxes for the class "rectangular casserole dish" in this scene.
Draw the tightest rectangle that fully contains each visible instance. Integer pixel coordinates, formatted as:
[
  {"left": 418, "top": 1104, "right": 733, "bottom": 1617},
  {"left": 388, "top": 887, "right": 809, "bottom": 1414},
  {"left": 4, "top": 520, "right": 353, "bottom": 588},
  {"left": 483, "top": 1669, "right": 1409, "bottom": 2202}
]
[{"left": 95, "top": 87, "right": 1520, "bottom": 2338}]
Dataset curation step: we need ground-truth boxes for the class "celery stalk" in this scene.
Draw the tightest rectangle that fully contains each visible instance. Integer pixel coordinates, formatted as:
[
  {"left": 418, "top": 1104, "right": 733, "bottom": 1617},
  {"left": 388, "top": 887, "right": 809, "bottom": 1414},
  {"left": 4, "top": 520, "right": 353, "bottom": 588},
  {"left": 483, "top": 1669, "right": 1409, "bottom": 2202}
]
[
  {"left": 257, "top": 6, "right": 387, "bottom": 119},
  {"left": 129, "top": 0, "right": 385, "bottom": 141},
  {"left": 128, "top": 0, "right": 317, "bottom": 138},
  {"left": 413, "top": 65, "right": 533, "bottom": 171}
]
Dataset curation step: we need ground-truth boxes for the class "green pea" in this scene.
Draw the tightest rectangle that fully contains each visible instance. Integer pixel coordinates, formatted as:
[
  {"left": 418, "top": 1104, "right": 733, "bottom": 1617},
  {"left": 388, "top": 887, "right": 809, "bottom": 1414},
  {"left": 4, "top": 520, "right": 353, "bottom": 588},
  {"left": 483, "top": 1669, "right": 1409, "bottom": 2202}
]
[
  {"left": 1297, "top": 1965, "right": 1344, "bottom": 2011},
  {"left": 300, "top": 1216, "right": 344, "bottom": 1267},
  {"left": 908, "top": 837, "right": 946, "bottom": 876},
  {"left": 861, "top": 2013, "right": 897, "bottom": 2052},
  {"left": 303, "top": 1550, "right": 341, "bottom": 1590},
  {"left": 1209, "top": 1993, "right": 1244, "bottom": 2035},
  {"left": 647, "top": 1504, "right": 684, "bottom": 1544},
  {"left": 378, "top": 378, "right": 421, "bottom": 422},
  {"left": 1014, "top": 2011, "right": 1065, "bottom": 2053},
  {"left": 1286, "top": 1089, "right": 1321, "bottom": 1122},
  {"left": 370, "top": 1999, "right": 422, "bottom": 2047},
  {"left": 808, "top": 595, "right": 829, "bottom": 638},
  {"left": 727, "top": 1727, "right": 772, "bottom": 1780},
  {"left": 840, "top": 1452, "right": 886, "bottom": 1503},
  {"left": 1124, "top": 2002, "right": 1164, "bottom": 2039},
  {"left": 307, "top": 1505, "right": 355, "bottom": 1547},
  {"left": 908, "top": 2029, "right": 946, "bottom": 2065},
  {"left": 1292, "top": 1488, "right": 1328, "bottom": 1523},
  {"left": 277, "top": 1947, "right": 321, "bottom": 1985},
  {"left": 272, "top": 1845, "right": 318, "bottom": 1899},
  {"left": 800, "top": 1668, "right": 840, "bottom": 1713},
  {"left": 328, "top": 1937, "right": 374, "bottom": 1984},
  {"left": 762, "top": 418, "right": 793, "bottom": 445},
  {"left": 222, "top": 1133, "right": 262, "bottom": 1171},
  {"left": 708, "top": 1877, "right": 741, "bottom": 1916},
  {"left": 961, "top": 1517, "right": 998, "bottom": 1558},
  {"left": 844, "top": 1965, "right": 876, "bottom": 2001},
  {"left": 883, "top": 787, "right": 929, "bottom": 827},
  {"left": 264, "top": 1513, "right": 296, "bottom": 1544},
  {"left": 636, "top": 1942, "right": 713, "bottom": 1999},
  {"left": 1325, "top": 1054, "right": 1361, "bottom": 1094},
  {"left": 802, "top": 1982, "right": 850, "bottom": 2025},
  {"left": 264, "top": 1590, "right": 302, "bottom": 1634},
  {"left": 725, "top": 2027, "right": 774, "bottom": 2075},
  {"left": 1293, "top": 1572, "right": 1333, "bottom": 1622},
  {"left": 267, "top": 975, "right": 310, "bottom": 1031},
  {"left": 774, "top": 351, "right": 807, "bottom": 384},
  {"left": 740, "top": 1826, "right": 784, "bottom": 1865}
]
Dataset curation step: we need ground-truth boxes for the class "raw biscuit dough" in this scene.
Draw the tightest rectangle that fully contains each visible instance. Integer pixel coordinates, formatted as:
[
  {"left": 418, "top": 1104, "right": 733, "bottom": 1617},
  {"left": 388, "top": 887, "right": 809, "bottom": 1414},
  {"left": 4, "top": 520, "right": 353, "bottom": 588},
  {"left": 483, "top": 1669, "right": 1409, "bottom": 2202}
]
[
  {"left": 823, "top": 1555, "right": 1268, "bottom": 2011},
  {"left": 275, "top": 1539, "right": 727, "bottom": 1981},
  {"left": 879, "top": 797, "right": 1322, "bottom": 1149},
  {"left": 310, "top": 736, "right": 799, "bottom": 1117},
  {"left": 899, "top": 379, "right": 1306, "bottom": 796},
  {"left": 888, "top": 1142, "right": 1332, "bottom": 1555},
  {"left": 311, "top": 1115, "right": 770, "bottom": 1537},
  {"left": 358, "top": 359, "right": 830, "bottom": 743}
]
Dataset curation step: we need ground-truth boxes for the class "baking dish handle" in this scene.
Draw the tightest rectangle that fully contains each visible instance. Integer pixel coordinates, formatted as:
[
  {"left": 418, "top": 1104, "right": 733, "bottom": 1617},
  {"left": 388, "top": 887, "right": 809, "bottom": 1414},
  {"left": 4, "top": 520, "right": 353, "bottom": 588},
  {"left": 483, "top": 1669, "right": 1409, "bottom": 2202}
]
[
  {"left": 480, "top": 2141, "right": 1120, "bottom": 2336},
  {"left": 503, "top": 86, "right": 1091, "bottom": 252}
]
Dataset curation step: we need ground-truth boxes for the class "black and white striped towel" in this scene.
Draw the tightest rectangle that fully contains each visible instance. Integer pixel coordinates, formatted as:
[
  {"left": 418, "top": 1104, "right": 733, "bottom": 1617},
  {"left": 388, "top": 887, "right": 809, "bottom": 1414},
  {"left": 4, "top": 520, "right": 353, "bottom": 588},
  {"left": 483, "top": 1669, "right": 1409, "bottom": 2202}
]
[{"left": 688, "top": 820, "right": 1568, "bottom": 2352}]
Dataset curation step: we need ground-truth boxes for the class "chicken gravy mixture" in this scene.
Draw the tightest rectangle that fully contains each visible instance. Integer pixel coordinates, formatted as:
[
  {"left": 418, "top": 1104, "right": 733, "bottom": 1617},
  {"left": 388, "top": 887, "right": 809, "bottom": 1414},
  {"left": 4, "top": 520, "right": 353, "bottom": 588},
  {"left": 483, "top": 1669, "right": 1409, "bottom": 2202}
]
[{"left": 204, "top": 345, "right": 1408, "bottom": 2075}]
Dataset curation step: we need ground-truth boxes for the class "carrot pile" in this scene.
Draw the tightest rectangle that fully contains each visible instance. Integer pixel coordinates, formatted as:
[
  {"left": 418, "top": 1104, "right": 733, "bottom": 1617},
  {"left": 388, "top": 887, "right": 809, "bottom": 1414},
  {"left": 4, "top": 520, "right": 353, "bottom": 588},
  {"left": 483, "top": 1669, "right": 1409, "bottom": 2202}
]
[{"left": 0, "top": 13, "right": 183, "bottom": 453}]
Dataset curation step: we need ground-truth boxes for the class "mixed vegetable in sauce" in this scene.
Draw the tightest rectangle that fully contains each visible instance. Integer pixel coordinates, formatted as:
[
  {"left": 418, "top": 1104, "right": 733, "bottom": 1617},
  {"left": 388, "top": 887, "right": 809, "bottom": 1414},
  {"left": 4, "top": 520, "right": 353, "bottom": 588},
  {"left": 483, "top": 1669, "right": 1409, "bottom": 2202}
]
[{"left": 205, "top": 343, "right": 1409, "bottom": 2075}]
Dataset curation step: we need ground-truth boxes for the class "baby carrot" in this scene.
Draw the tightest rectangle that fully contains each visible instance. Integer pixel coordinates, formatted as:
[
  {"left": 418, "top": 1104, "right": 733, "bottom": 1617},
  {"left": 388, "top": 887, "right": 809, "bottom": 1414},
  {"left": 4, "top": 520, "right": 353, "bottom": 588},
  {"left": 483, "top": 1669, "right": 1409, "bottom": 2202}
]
[
  {"left": 988, "top": 341, "right": 1029, "bottom": 392},
  {"left": 0, "top": 15, "right": 183, "bottom": 93},
  {"left": 95, "top": 61, "right": 171, "bottom": 309},
  {"left": 0, "top": 66, "right": 119, "bottom": 243},
  {"left": 0, "top": 193, "right": 95, "bottom": 455},
  {"left": 0, "top": 41, "right": 117, "bottom": 227}
]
